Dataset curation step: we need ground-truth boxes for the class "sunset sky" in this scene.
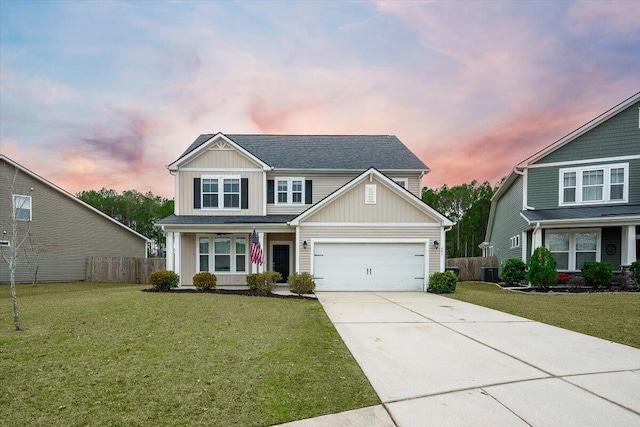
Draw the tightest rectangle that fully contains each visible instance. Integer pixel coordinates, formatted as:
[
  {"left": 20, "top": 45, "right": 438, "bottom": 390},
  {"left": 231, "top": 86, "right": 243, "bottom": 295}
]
[{"left": 1, "top": 1, "right": 639, "bottom": 199}]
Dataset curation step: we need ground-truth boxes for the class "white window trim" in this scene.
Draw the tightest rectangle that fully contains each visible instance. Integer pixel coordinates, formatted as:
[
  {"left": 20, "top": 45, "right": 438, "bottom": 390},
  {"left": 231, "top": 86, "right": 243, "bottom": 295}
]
[
  {"left": 545, "top": 228, "right": 601, "bottom": 271},
  {"left": 274, "top": 177, "right": 305, "bottom": 205},
  {"left": 0, "top": 240, "right": 10, "bottom": 247},
  {"left": 509, "top": 235, "right": 521, "bottom": 250},
  {"left": 558, "top": 163, "right": 628, "bottom": 206},
  {"left": 12, "top": 194, "right": 32, "bottom": 221},
  {"left": 392, "top": 178, "right": 408, "bottom": 188},
  {"left": 201, "top": 175, "right": 241, "bottom": 210},
  {"left": 196, "top": 234, "right": 249, "bottom": 274}
]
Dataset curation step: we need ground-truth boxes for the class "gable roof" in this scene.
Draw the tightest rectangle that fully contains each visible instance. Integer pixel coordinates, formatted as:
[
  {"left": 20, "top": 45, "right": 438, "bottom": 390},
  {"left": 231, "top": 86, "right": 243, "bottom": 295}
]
[
  {"left": 491, "top": 91, "right": 640, "bottom": 204},
  {"left": 0, "top": 155, "right": 149, "bottom": 242},
  {"left": 289, "top": 167, "right": 453, "bottom": 226},
  {"left": 172, "top": 133, "right": 430, "bottom": 171},
  {"left": 518, "top": 91, "right": 640, "bottom": 168}
]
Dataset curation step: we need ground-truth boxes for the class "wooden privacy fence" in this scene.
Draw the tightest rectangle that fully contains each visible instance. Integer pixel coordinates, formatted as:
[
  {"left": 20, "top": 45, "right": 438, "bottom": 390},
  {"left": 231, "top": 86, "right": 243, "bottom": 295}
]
[
  {"left": 86, "top": 257, "right": 166, "bottom": 284},
  {"left": 446, "top": 256, "right": 498, "bottom": 281}
]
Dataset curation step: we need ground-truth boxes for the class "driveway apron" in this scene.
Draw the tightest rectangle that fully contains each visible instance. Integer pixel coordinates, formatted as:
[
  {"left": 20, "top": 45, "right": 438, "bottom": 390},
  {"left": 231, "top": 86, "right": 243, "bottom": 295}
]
[{"left": 315, "top": 291, "right": 640, "bottom": 427}]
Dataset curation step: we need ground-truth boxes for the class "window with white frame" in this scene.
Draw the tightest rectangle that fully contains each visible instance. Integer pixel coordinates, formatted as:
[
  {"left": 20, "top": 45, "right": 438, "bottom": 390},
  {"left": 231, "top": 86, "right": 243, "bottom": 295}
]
[
  {"left": 510, "top": 235, "right": 521, "bottom": 249},
  {"left": 547, "top": 230, "right": 599, "bottom": 271},
  {"left": 393, "top": 178, "right": 408, "bottom": 188},
  {"left": 559, "top": 163, "right": 628, "bottom": 205},
  {"left": 198, "top": 235, "right": 248, "bottom": 273},
  {"left": 201, "top": 176, "right": 240, "bottom": 209},
  {"left": 275, "top": 177, "right": 305, "bottom": 205},
  {"left": 13, "top": 195, "right": 32, "bottom": 221}
]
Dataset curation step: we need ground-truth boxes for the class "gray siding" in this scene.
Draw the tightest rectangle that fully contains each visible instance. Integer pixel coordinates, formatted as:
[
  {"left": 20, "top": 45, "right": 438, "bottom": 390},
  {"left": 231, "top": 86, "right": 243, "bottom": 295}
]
[
  {"left": 528, "top": 158, "right": 640, "bottom": 209},
  {"left": 0, "top": 160, "right": 146, "bottom": 283},
  {"left": 488, "top": 175, "right": 529, "bottom": 273},
  {"left": 533, "top": 100, "right": 640, "bottom": 164}
]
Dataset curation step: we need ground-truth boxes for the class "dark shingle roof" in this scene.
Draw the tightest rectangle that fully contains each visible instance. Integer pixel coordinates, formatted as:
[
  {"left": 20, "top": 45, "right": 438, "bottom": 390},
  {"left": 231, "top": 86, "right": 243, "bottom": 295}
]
[
  {"left": 156, "top": 215, "right": 297, "bottom": 225},
  {"left": 521, "top": 205, "right": 640, "bottom": 222},
  {"left": 177, "top": 134, "right": 429, "bottom": 170}
]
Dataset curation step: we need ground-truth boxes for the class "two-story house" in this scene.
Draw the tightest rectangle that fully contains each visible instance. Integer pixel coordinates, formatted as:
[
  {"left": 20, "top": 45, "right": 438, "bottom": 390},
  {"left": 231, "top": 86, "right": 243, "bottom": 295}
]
[
  {"left": 157, "top": 133, "right": 453, "bottom": 291},
  {"left": 482, "top": 92, "right": 640, "bottom": 275},
  {"left": 0, "top": 155, "right": 148, "bottom": 283}
]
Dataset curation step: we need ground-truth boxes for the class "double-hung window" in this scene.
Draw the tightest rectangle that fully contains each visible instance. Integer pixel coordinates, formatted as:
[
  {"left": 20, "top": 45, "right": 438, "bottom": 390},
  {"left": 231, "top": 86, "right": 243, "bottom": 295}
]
[
  {"left": 13, "top": 195, "right": 32, "bottom": 221},
  {"left": 559, "top": 163, "right": 628, "bottom": 205},
  {"left": 275, "top": 177, "right": 305, "bottom": 205},
  {"left": 393, "top": 178, "right": 408, "bottom": 188},
  {"left": 198, "top": 235, "right": 248, "bottom": 273},
  {"left": 547, "top": 230, "right": 599, "bottom": 271},
  {"left": 201, "top": 176, "right": 240, "bottom": 209}
]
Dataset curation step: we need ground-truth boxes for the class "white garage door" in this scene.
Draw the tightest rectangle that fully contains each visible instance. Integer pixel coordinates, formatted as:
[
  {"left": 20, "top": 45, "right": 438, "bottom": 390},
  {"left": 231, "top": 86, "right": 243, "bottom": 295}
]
[{"left": 313, "top": 242, "right": 426, "bottom": 291}]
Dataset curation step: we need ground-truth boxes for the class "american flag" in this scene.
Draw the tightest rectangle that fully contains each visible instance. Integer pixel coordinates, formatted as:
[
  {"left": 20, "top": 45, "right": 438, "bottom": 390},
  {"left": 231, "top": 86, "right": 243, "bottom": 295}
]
[{"left": 250, "top": 229, "right": 263, "bottom": 265}]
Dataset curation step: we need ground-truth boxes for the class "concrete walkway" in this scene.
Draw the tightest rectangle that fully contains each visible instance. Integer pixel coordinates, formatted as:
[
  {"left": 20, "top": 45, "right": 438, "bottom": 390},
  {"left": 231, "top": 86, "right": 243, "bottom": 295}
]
[{"left": 277, "top": 291, "right": 640, "bottom": 427}]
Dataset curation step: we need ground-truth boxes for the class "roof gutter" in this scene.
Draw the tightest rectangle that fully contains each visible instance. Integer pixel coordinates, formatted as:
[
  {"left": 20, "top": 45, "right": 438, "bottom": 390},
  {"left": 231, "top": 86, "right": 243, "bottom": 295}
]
[{"left": 513, "top": 166, "right": 534, "bottom": 211}]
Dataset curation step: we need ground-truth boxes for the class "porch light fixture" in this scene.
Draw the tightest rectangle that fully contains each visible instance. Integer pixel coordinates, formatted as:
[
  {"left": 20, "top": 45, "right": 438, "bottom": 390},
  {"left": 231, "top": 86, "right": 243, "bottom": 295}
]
[
  {"left": 433, "top": 240, "right": 440, "bottom": 250},
  {"left": 303, "top": 240, "right": 308, "bottom": 250}
]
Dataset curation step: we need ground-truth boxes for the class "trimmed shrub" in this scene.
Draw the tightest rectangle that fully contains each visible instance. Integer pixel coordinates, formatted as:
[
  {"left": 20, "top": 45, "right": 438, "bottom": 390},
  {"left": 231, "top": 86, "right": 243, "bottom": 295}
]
[
  {"left": 246, "top": 273, "right": 261, "bottom": 291},
  {"left": 288, "top": 272, "right": 316, "bottom": 296},
  {"left": 428, "top": 271, "right": 457, "bottom": 294},
  {"left": 527, "top": 247, "right": 557, "bottom": 290},
  {"left": 630, "top": 260, "right": 640, "bottom": 286},
  {"left": 246, "top": 271, "right": 282, "bottom": 296},
  {"left": 582, "top": 261, "right": 613, "bottom": 289},
  {"left": 259, "top": 271, "right": 282, "bottom": 296},
  {"left": 149, "top": 270, "right": 180, "bottom": 291},
  {"left": 193, "top": 272, "right": 217, "bottom": 291},
  {"left": 501, "top": 258, "right": 527, "bottom": 286}
]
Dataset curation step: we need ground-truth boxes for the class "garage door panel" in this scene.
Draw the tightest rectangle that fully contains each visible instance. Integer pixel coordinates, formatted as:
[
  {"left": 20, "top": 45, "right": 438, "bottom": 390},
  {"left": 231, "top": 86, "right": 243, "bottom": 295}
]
[{"left": 314, "top": 243, "right": 426, "bottom": 291}]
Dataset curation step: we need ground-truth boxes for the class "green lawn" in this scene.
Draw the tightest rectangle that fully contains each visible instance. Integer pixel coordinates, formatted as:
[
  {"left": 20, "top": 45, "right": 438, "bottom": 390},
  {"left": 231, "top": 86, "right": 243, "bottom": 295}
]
[
  {"left": 446, "top": 282, "right": 640, "bottom": 349},
  {"left": 0, "top": 283, "right": 379, "bottom": 426}
]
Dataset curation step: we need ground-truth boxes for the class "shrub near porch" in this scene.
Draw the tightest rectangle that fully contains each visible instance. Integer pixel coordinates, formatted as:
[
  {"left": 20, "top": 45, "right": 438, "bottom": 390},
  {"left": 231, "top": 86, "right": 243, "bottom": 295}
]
[{"left": 0, "top": 282, "right": 379, "bottom": 426}]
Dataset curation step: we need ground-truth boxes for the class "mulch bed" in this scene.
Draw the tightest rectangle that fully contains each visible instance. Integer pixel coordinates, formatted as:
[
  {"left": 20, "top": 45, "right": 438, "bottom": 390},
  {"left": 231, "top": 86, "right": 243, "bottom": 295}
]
[
  {"left": 142, "top": 287, "right": 316, "bottom": 300},
  {"left": 509, "top": 286, "right": 639, "bottom": 294}
]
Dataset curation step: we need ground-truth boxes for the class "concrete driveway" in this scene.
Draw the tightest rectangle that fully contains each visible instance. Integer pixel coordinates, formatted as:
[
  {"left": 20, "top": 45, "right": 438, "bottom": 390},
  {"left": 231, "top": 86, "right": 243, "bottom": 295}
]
[{"left": 281, "top": 291, "right": 640, "bottom": 427}]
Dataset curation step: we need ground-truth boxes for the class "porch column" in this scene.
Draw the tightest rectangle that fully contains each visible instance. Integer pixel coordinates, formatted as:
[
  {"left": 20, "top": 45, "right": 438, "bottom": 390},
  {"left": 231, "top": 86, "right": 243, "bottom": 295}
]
[
  {"left": 166, "top": 232, "right": 174, "bottom": 271},
  {"left": 174, "top": 232, "right": 181, "bottom": 286},
  {"left": 621, "top": 225, "right": 637, "bottom": 265},
  {"left": 531, "top": 225, "right": 543, "bottom": 255},
  {"left": 258, "top": 232, "right": 265, "bottom": 273}
]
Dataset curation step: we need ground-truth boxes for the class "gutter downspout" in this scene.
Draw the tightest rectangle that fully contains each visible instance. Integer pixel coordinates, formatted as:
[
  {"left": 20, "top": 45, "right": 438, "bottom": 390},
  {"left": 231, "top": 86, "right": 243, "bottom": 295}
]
[{"left": 513, "top": 167, "right": 534, "bottom": 211}]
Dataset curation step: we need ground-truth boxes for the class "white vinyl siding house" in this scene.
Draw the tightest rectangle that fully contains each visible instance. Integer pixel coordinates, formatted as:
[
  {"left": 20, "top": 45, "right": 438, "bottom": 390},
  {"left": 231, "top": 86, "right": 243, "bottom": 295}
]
[{"left": 158, "top": 133, "right": 452, "bottom": 289}]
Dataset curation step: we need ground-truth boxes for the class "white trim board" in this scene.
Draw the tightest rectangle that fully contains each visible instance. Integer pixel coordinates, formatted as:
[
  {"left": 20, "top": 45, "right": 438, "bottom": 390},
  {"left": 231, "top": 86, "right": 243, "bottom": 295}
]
[
  {"left": 528, "top": 154, "right": 640, "bottom": 169},
  {"left": 299, "top": 222, "right": 443, "bottom": 227}
]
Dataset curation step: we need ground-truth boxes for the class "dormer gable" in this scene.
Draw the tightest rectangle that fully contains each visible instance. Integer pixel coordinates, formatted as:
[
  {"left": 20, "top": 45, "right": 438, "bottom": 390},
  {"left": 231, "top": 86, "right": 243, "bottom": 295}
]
[{"left": 168, "top": 133, "right": 271, "bottom": 172}]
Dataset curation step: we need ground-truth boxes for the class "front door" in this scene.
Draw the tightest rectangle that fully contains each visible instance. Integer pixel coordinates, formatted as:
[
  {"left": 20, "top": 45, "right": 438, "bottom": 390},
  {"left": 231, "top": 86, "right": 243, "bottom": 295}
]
[{"left": 273, "top": 244, "right": 290, "bottom": 283}]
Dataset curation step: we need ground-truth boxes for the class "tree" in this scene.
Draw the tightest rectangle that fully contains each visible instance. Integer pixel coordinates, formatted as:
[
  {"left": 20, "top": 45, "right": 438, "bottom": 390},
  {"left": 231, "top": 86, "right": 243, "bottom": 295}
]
[
  {"left": 422, "top": 180, "right": 497, "bottom": 258},
  {"left": 77, "top": 189, "right": 174, "bottom": 256},
  {"left": 0, "top": 168, "right": 30, "bottom": 330}
]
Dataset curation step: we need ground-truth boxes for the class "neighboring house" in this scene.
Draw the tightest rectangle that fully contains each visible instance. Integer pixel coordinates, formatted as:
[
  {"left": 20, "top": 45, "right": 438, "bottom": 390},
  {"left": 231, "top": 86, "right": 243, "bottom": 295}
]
[
  {"left": 482, "top": 92, "right": 640, "bottom": 275},
  {"left": 157, "top": 134, "right": 454, "bottom": 291},
  {"left": 0, "top": 155, "right": 149, "bottom": 283}
]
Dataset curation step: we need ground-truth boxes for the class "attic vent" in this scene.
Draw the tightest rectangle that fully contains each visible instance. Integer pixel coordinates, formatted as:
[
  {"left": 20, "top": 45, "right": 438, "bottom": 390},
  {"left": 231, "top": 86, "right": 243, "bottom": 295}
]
[
  {"left": 0, "top": 240, "right": 10, "bottom": 247},
  {"left": 365, "top": 184, "right": 377, "bottom": 204}
]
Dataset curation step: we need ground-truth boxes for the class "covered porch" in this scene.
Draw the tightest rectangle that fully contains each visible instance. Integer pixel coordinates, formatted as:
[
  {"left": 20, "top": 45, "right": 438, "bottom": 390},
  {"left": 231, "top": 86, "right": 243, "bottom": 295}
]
[{"left": 160, "top": 215, "right": 297, "bottom": 286}]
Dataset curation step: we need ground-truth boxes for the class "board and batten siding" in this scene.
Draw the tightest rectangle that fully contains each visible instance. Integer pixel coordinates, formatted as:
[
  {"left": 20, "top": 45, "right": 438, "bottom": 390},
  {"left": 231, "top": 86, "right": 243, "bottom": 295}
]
[
  {"left": 266, "top": 172, "right": 422, "bottom": 216},
  {"left": 304, "top": 178, "right": 435, "bottom": 223},
  {"left": 181, "top": 146, "right": 262, "bottom": 169},
  {"left": 177, "top": 170, "right": 263, "bottom": 216},
  {"left": 0, "top": 160, "right": 146, "bottom": 283},
  {"left": 297, "top": 226, "right": 441, "bottom": 279},
  {"left": 488, "top": 175, "right": 528, "bottom": 273}
]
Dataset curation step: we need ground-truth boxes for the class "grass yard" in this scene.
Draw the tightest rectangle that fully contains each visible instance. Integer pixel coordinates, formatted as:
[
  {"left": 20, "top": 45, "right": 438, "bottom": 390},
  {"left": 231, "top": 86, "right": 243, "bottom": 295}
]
[
  {"left": 0, "top": 282, "right": 379, "bottom": 426},
  {"left": 447, "top": 282, "right": 640, "bottom": 349}
]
